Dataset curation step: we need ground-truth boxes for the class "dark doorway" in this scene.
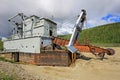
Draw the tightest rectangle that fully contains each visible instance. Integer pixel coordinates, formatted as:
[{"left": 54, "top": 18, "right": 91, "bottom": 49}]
[
  {"left": 13, "top": 52, "right": 19, "bottom": 62},
  {"left": 50, "top": 30, "right": 53, "bottom": 36}
]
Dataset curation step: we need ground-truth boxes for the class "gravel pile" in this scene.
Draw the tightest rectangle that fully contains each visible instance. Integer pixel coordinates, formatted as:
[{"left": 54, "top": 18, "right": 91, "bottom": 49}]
[{"left": 0, "top": 61, "right": 47, "bottom": 80}]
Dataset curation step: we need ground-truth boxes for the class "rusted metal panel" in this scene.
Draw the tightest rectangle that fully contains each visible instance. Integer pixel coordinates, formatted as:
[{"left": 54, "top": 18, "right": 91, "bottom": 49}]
[
  {"left": 1, "top": 51, "right": 76, "bottom": 66},
  {"left": 36, "top": 51, "right": 72, "bottom": 66},
  {"left": 0, "top": 53, "right": 13, "bottom": 60}
]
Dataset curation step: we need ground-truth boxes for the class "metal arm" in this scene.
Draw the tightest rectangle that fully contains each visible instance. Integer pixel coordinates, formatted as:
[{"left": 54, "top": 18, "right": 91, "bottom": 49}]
[
  {"left": 66, "top": 9, "right": 86, "bottom": 53},
  {"left": 8, "top": 13, "right": 27, "bottom": 21}
]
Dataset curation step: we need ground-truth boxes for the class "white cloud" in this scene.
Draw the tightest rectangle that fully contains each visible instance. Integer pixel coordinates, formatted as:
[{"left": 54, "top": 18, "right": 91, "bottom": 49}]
[
  {"left": 57, "top": 22, "right": 74, "bottom": 35},
  {"left": 0, "top": 0, "right": 120, "bottom": 36},
  {"left": 87, "top": 19, "right": 108, "bottom": 27}
]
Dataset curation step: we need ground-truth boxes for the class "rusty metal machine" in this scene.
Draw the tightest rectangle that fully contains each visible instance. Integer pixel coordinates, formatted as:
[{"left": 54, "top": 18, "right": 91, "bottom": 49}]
[
  {"left": 2, "top": 9, "right": 115, "bottom": 66},
  {"left": 52, "top": 10, "right": 115, "bottom": 60}
]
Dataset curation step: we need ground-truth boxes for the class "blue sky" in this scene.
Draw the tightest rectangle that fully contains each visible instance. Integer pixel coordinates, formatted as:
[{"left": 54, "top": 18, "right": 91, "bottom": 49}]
[
  {"left": 0, "top": 0, "right": 120, "bottom": 37},
  {"left": 102, "top": 14, "right": 120, "bottom": 23}
]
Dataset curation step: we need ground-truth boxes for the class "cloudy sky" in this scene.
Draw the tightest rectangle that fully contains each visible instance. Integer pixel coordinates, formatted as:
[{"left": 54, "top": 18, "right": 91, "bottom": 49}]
[{"left": 0, "top": 0, "right": 120, "bottom": 37}]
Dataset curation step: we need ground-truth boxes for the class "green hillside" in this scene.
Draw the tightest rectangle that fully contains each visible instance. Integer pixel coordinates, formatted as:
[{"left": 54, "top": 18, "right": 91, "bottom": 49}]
[{"left": 59, "top": 22, "right": 120, "bottom": 46}]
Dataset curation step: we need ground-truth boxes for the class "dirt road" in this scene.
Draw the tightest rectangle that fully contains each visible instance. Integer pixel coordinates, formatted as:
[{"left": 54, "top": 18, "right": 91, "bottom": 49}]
[{"left": 0, "top": 47, "right": 120, "bottom": 80}]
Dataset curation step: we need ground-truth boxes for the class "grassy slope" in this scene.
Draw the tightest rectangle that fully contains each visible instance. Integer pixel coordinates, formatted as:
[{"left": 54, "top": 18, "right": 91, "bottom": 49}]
[{"left": 59, "top": 22, "right": 120, "bottom": 46}]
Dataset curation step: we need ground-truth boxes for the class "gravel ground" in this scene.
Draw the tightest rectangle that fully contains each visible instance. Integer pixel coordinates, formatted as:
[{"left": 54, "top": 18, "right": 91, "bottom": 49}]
[
  {"left": 0, "top": 47, "right": 120, "bottom": 80},
  {"left": 0, "top": 61, "right": 49, "bottom": 80}
]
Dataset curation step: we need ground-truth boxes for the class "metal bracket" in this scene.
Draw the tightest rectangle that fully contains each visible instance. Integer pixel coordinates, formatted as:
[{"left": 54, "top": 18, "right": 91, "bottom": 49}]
[{"left": 66, "top": 45, "right": 77, "bottom": 53}]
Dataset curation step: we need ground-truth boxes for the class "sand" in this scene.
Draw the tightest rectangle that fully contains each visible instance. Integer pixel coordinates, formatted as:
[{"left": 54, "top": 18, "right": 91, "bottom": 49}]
[{"left": 0, "top": 47, "right": 120, "bottom": 80}]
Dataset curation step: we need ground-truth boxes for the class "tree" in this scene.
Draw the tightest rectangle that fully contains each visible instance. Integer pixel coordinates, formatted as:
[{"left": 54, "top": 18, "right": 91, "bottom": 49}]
[{"left": 0, "top": 39, "right": 3, "bottom": 51}]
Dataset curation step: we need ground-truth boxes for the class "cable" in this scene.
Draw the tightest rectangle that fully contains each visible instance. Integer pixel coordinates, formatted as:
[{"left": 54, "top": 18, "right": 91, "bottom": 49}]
[
  {"left": 62, "top": 16, "right": 78, "bottom": 25},
  {"left": 60, "top": 16, "right": 78, "bottom": 28}
]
